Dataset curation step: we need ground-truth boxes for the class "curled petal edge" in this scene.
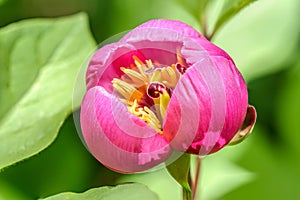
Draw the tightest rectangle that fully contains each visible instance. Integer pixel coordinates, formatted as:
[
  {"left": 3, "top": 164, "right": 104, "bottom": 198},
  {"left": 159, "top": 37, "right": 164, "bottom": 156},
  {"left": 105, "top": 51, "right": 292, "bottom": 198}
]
[{"left": 228, "top": 105, "right": 257, "bottom": 145}]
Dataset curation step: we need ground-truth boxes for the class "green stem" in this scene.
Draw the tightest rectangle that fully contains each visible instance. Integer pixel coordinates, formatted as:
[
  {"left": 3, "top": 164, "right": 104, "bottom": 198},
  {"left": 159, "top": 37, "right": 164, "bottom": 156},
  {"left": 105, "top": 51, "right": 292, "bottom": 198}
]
[
  {"left": 191, "top": 156, "right": 202, "bottom": 200},
  {"left": 183, "top": 187, "right": 192, "bottom": 200},
  {"left": 201, "top": 12, "right": 209, "bottom": 40},
  {"left": 206, "top": 31, "right": 215, "bottom": 41}
]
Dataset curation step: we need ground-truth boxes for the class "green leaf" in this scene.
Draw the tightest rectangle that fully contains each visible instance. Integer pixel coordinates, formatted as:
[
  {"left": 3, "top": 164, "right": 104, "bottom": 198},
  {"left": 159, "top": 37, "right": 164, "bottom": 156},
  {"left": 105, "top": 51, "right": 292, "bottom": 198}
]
[
  {"left": 0, "top": 116, "right": 103, "bottom": 199},
  {"left": 116, "top": 169, "right": 181, "bottom": 200},
  {"left": 175, "top": 0, "right": 210, "bottom": 36},
  {"left": 0, "top": 13, "right": 96, "bottom": 170},
  {"left": 167, "top": 153, "right": 191, "bottom": 197},
  {"left": 41, "top": 183, "right": 159, "bottom": 200},
  {"left": 175, "top": 0, "right": 209, "bottom": 21},
  {"left": 0, "top": 179, "right": 31, "bottom": 200},
  {"left": 214, "top": 0, "right": 300, "bottom": 80},
  {"left": 210, "top": 0, "right": 257, "bottom": 39},
  {"left": 103, "top": 0, "right": 200, "bottom": 40},
  {"left": 176, "top": 0, "right": 257, "bottom": 40}
]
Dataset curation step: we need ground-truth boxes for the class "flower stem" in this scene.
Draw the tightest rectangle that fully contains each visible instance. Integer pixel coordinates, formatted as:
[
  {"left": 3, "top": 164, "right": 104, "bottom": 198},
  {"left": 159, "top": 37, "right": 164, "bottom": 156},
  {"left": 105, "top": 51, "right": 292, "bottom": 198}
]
[
  {"left": 201, "top": 13, "right": 209, "bottom": 41},
  {"left": 191, "top": 156, "right": 202, "bottom": 200},
  {"left": 183, "top": 187, "right": 191, "bottom": 200}
]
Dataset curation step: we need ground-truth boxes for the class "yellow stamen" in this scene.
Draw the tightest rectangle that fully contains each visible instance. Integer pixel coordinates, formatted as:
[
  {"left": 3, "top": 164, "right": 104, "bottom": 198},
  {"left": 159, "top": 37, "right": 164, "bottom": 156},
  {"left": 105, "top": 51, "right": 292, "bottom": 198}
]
[
  {"left": 141, "top": 107, "right": 162, "bottom": 134},
  {"left": 133, "top": 56, "right": 146, "bottom": 77},
  {"left": 145, "top": 59, "right": 154, "bottom": 70},
  {"left": 132, "top": 55, "right": 144, "bottom": 66},
  {"left": 120, "top": 67, "right": 148, "bottom": 85},
  {"left": 159, "top": 90, "right": 170, "bottom": 119},
  {"left": 112, "top": 51, "right": 186, "bottom": 134},
  {"left": 127, "top": 100, "right": 162, "bottom": 134},
  {"left": 153, "top": 98, "right": 162, "bottom": 123},
  {"left": 119, "top": 98, "right": 128, "bottom": 104},
  {"left": 150, "top": 69, "right": 162, "bottom": 83},
  {"left": 112, "top": 78, "right": 143, "bottom": 101},
  {"left": 161, "top": 66, "right": 178, "bottom": 88},
  {"left": 127, "top": 99, "right": 141, "bottom": 116}
]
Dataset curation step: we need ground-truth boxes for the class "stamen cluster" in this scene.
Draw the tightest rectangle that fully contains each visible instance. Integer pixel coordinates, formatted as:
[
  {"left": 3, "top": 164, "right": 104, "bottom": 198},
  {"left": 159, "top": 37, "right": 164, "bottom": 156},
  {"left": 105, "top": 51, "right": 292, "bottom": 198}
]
[{"left": 112, "top": 54, "right": 187, "bottom": 133}]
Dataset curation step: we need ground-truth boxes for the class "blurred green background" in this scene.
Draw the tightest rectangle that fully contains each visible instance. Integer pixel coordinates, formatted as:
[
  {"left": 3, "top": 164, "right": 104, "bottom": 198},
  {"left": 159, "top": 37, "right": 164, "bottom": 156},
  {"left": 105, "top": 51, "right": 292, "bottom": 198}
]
[{"left": 0, "top": 0, "right": 299, "bottom": 199}]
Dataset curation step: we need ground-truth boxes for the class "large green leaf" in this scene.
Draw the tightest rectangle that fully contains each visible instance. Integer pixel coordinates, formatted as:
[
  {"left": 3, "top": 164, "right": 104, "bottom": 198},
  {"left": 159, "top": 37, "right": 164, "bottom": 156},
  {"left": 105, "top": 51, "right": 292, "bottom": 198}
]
[
  {"left": 0, "top": 116, "right": 103, "bottom": 199},
  {"left": 214, "top": 0, "right": 300, "bottom": 80},
  {"left": 41, "top": 183, "right": 158, "bottom": 200},
  {"left": 210, "top": 0, "right": 257, "bottom": 40},
  {"left": 105, "top": 0, "right": 200, "bottom": 38},
  {"left": 0, "top": 179, "right": 31, "bottom": 200},
  {"left": 174, "top": 0, "right": 257, "bottom": 39},
  {"left": 116, "top": 169, "right": 181, "bottom": 200},
  {"left": 0, "top": 13, "right": 96, "bottom": 170},
  {"left": 175, "top": 0, "right": 209, "bottom": 22}
]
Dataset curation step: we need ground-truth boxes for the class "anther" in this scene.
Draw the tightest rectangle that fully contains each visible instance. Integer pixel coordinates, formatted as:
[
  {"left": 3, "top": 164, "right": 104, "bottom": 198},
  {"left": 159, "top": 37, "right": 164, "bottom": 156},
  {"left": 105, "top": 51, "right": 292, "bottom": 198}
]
[
  {"left": 175, "top": 63, "right": 187, "bottom": 74},
  {"left": 147, "top": 82, "right": 168, "bottom": 98}
]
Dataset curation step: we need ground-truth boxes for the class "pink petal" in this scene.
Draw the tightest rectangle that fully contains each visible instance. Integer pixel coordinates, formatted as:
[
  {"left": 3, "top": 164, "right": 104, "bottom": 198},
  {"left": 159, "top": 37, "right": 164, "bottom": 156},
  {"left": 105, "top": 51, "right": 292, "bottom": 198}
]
[
  {"left": 163, "top": 57, "right": 248, "bottom": 155},
  {"left": 123, "top": 19, "right": 233, "bottom": 63},
  {"left": 80, "top": 86, "right": 171, "bottom": 173},
  {"left": 122, "top": 19, "right": 204, "bottom": 42},
  {"left": 126, "top": 19, "right": 248, "bottom": 154},
  {"left": 203, "top": 56, "right": 248, "bottom": 153},
  {"left": 83, "top": 19, "right": 250, "bottom": 163},
  {"left": 86, "top": 43, "right": 146, "bottom": 92},
  {"left": 120, "top": 23, "right": 208, "bottom": 66}
]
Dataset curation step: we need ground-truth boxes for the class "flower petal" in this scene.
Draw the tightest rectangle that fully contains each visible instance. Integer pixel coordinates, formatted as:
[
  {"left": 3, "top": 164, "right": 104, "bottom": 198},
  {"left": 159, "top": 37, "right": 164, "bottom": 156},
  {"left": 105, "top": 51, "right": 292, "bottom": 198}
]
[
  {"left": 80, "top": 86, "right": 171, "bottom": 173},
  {"left": 123, "top": 19, "right": 233, "bottom": 62},
  {"left": 86, "top": 42, "right": 146, "bottom": 92},
  {"left": 203, "top": 56, "right": 248, "bottom": 153},
  {"left": 122, "top": 19, "right": 204, "bottom": 42},
  {"left": 163, "top": 57, "right": 248, "bottom": 155},
  {"left": 120, "top": 22, "right": 208, "bottom": 66},
  {"left": 118, "top": 19, "right": 248, "bottom": 155},
  {"left": 229, "top": 105, "right": 257, "bottom": 145}
]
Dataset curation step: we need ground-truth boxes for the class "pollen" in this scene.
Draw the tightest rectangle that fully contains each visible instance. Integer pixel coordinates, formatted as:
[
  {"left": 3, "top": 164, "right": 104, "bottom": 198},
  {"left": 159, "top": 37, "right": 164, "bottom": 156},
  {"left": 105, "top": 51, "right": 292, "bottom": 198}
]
[{"left": 112, "top": 51, "right": 187, "bottom": 134}]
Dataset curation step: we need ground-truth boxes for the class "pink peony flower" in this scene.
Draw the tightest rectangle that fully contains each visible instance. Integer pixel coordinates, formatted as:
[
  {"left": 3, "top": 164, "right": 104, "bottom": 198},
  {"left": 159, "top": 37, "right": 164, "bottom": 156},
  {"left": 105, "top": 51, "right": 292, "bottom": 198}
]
[{"left": 80, "top": 19, "right": 256, "bottom": 173}]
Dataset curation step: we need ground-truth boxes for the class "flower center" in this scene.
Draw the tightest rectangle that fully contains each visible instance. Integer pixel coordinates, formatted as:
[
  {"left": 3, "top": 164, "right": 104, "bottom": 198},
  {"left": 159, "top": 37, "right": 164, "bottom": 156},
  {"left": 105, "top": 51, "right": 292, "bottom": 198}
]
[{"left": 112, "top": 50, "right": 187, "bottom": 134}]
